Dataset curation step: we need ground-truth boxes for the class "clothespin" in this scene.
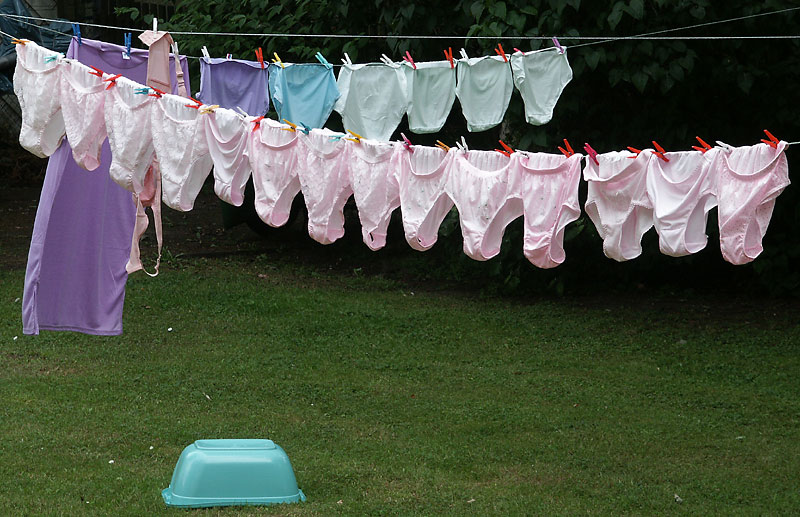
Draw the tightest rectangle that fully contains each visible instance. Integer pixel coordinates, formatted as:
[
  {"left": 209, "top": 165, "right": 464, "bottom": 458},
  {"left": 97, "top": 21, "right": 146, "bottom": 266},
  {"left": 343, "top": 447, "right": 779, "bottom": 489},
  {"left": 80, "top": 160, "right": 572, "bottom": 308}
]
[
  {"left": 652, "top": 141, "right": 669, "bottom": 162},
  {"left": 558, "top": 138, "right": 575, "bottom": 157},
  {"left": 346, "top": 129, "right": 363, "bottom": 143},
  {"left": 456, "top": 136, "right": 469, "bottom": 153},
  {"left": 152, "top": 17, "right": 158, "bottom": 33},
  {"left": 148, "top": 87, "right": 166, "bottom": 98},
  {"left": 281, "top": 119, "right": 298, "bottom": 132},
  {"left": 184, "top": 97, "right": 203, "bottom": 109},
  {"left": 87, "top": 65, "right": 104, "bottom": 78},
  {"left": 584, "top": 143, "right": 599, "bottom": 165},
  {"left": 716, "top": 141, "right": 734, "bottom": 150},
  {"left": 626, "top": 146, "right": 643, "bottom": 159},
  {"left": 44, "top": 53, "right": 63, "bottom": 63},
  {"left": 692, "top": 136, "right": 713, "bottom": 153},
  {"left": 552, "top": 36, "right": 565, "bottom": 54},
  {"left": 513, "top": 48, "right": 525, "bottom": 55},
  {"left": 11, "top": 38, "right": 28, "bottom": 46},
  {"left": 342, "top": 52, "right": 352, "bottom": 66},
  {"left": 72, "top": 24, "right": 81, "bottom": 46},
  {"left": 103, "top": 74, "right": 122, "bottom": 90},
  {"left": 494, "top": 43, "right": 508, "bottom": 62},
  {"left": 226, "top": 53, "right": 232, "bottom": 60},
  {"left": 435, "top": 140, "right": 451, "bottom": 152},
  {"left": 255, "top": 47, "right": 265, "bottom": 69},
  {"left": 201, "top": 46, "right": 211, "bottom": 63},
  {"left": 400, "top": 133, "right": 414, "bottom": 153},
  {"left": 403, "top": 51, "right": 416, "bottom": 70},
  {"left": 761, "top": 129, "right": 780, "bottom": 149},
  {"left": 498, "top": 140, "right": 514, "bottom": 155},
  {"left": 459, "top": 48, "right": 469, "bottom": 60},
  {"left": 134, "top": 87, "right": 152, "bottom": 95},
  {"left": 380, "top": 53, "right": 394, "bottom": 66},
  {"left": 199, "top": 104, "right": 219, "bottom": 115},
  {"left": 251, "top": 115, "right": 265, "bottom": 132},
  {"left": 272, "top": 52, "right": 285, "bottom": 69},
  {"left": 170, "top": 41, "right": 179, "bottom": 59},
  {"left": 329, "top": 133, "right": 345, "bottom": 141},
  {"left": 315, "top": 52, "right": 332, "bottom": 70},
  {"left": 298, "top": 122, "right": 312, "bottom": 135},
  {"left": 443, "top": 47, "right": 454, "bottom": 68}
]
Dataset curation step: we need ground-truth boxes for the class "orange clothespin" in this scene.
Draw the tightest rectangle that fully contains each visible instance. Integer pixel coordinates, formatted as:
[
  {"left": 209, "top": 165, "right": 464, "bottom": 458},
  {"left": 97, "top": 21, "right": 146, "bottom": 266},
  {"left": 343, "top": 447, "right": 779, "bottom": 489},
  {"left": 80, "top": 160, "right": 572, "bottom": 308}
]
[
  {"left": 403, "top": 51, "right": 416, "bottom": 70},
  {"left": 281, "top": 119, "right": 298, "bottom": 132},
  {"left": 761, "top": 129, "right": 780, "bottom": 149},
  {"left": 435, "top": 140, "right": 450, "bottom": 152},
  {"left": 184, "top": 97, "right": 203, "bottom": 109},
  {"left": 345, "top": 129, "right": 363, "bottom": 143},
  {"left": 626, "top": 146, "right": 643, "bottom": 159},
  {"left": 88, "top": 65, "right": 104, "bottom": 78},
  {"left": 652, "top": 141, "right": 669, "bottom": 162},
  {"left": 148, "top": 87, "right": 166, "bottom": 98},
  {"left": 103, "top": 74, "right": 122, "bottom": 89},
  {"left": 11, "top": 38, "right": 28, "bottom": 45},
  {"left": 255, "top": 47, "right": 265, "bottom": 69},
  {"left": 584, "top": 143, "right": 599, "bottom": 165},
  {"left": 251, "top": 115, "right": 265, "bottom": 132},
  {"left": 443, "top": 47, "right": 454, "bottom": 68},
  {"left": 692, "top": 136, "right": 713, "bottom": 153},
  {"left": 495, "top": 43, "right": 508, "bottom": 62},
  {"left": 558, "top": 138, "right": 575, "bottom": 157}
]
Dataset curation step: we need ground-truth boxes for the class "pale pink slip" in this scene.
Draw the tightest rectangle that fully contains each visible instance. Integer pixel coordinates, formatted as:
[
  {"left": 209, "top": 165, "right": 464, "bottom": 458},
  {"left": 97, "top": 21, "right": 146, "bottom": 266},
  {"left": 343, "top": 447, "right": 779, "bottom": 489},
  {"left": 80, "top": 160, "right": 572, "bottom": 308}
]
[{"left": 348, "top": 139, "right": 401, "bottom": 250}]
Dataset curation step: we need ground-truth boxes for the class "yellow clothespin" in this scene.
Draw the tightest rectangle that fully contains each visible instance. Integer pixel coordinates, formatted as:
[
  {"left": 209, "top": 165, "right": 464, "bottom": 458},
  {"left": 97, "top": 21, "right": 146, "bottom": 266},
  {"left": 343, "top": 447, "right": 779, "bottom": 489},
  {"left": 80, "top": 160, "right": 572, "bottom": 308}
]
[
  {"left": 345, "top": 129, "right": 363, "bottom": 143},
  {"left": 435, "top": 140, "right": 451, "bottom": 152},
  {"left": 280, "top": 119, "right": 298, "bottom": 132},
  {"left": 198, "top": 104, "right": 219, "bottom": 114},
  {"left": 272, "top": 52, "right": 285, "bottom": 69},
  {"left": 11, "top": 38, "right": 29, "bottom": 45}
]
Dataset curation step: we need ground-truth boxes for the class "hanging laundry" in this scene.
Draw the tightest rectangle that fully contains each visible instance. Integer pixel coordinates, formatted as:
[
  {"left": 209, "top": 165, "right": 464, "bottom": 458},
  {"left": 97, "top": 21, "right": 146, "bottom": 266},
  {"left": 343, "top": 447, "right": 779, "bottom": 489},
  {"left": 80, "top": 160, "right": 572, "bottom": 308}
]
[
  {"left": 197, "top": 57, "right": 270, "bottom": 116},
  {"left": 247, "top": 116, "right": 302, "bottom": 227},
  {"left": 138, "top": 29, "right": 178, "bottom": 95},
  {"left": 151, "top": 92, "right": 214, "bottom": 211},
  {"left": 583, "top": 149, "right": 654, "bottom": 262},
  {"left": 347, "top": 139, "right": 401, "bottom": 250},
  {"left": 13, "top": 41, "right": 65, "bottom": 157},
  {"left": 295, "top": 129, "right": 352, "bottom": 244},
  {"left": 645, "top": 149, "right": 720, "bottom": 257},
  {"left": 716, "top": 141, "right": 790, "bottom": 265},
  {"left": 510, "top": 48, "right": 573, "bottom": 126},
  {"left": 390, "top": 144, "right": 455, "bottom": 251},
  {"left": 446, "top": 149, "right": 519, "bottom": 261},
  {"left": 334, "top": 62, "right": 408, "bottom": 141},
  {"left": 21, "top": 37, "right": 190, "bottom": 336},
  {"left": 204, "top": 108, "right": 252, "bottom": 206},
  {"left": 402, "top": 60, "right": 456, "bottom": 134},
  {"left": 59, "top": 59, "right": 108, "bottom": 171},
  {"left": 454, "top": 55, "right": 513, "bottom": 132},
  {"left": 269, "top": 63, "right": 340, "bottom": 128},
  {"left": 515, "top": 152, "right": 583, "bottom": 268}
]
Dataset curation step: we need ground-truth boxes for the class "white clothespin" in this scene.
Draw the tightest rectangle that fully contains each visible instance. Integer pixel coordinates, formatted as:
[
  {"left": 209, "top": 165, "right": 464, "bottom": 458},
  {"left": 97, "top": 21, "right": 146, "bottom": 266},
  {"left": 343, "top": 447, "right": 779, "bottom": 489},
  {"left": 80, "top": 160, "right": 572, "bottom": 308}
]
[
  {"left": 201, "top": 46, "right": 211, "bottom": 63},
  {"left": 170, "top": 41, "right": 179, "bottom": 58},
  {"left": 716, "top": 140, "right": 734, "bottom": 150},
  {"left": 455, "top": 136, "right": 469, "bottom": 152},
  {"left": 152, "top": 17, "right": 158, "bottom": 33},
  {"left": 235, "top": 106, "right": 249, "bottom": 117},
  {"left": 460, "top": 48, "right": 469, "bottom": 60},
  {"left": 380, "top": 53, "right": 394, "bottom": 66},
  {"left": 341, "top": 52, "right": 352, "bottom": 66}
]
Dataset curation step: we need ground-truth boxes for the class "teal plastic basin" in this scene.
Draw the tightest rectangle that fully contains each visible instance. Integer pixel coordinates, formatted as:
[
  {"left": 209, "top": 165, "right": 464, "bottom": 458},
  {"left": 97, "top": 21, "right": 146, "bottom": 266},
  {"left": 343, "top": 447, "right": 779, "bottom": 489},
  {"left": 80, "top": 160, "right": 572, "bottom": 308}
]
[{"left": 161, "top": 439, "right": 305, "bottom": 508}]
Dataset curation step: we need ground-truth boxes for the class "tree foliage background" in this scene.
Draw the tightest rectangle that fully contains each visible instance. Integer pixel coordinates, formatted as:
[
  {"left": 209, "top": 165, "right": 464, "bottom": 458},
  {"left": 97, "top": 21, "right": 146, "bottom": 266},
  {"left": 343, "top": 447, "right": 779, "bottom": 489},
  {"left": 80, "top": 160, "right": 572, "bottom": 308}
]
[{"left": 119, "top": 1, "right": 800, "bottom": 294}]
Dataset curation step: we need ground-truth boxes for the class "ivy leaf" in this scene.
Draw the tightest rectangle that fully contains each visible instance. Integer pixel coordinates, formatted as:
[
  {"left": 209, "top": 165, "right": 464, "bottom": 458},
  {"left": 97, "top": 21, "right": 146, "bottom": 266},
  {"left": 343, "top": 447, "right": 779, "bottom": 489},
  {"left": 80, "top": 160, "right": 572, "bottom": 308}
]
[
  {"left": 489, "top": 2, "right": 507, "bottom": 19},
  {"left": 470, "top": 1, "right": 484, "bottom": 20},
  {"left": 737, "top": 72, "right": 754, "bottom": 94},
  {"left": 507, "top": 11, "right": 526, "bottom": 33},
  {"left": 669, "top": 61, "right": 684, "bottom": 81},
  {"left": 625, "top": 0, "right": 644, "bottom": 20},
  {"left": 607, "top": 9, "right": 624, "bottom": 30},
  {"left": 585, "top": 49, "right": 600, "bottom": 70},
  {"left": 690, "top": 5, "right": 706, "bottom": 19},
  {"left": 632, "top": 71, "right": 648, "bottom": 92}
]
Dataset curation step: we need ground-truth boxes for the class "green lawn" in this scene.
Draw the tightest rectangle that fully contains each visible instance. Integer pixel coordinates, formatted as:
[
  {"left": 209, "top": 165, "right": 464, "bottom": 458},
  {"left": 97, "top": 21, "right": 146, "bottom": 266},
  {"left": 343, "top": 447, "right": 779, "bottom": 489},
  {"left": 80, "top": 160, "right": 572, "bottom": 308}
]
[{"left": 2, "top": 256, "right": 799, "bottom": 515}]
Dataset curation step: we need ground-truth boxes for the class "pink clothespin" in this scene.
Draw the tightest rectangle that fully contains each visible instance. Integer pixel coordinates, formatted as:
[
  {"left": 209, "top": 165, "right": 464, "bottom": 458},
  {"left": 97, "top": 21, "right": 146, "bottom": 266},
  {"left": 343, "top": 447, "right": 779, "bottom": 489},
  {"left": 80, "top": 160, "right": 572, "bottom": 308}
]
[
  {"left": 761, "top": 129, "right": 780, "bottom": 149},
  {"left": 401, "top": 132, "right": 414, "bottom": 153},
  {"left": 494, "top": 43, "right": 508, "bottom": 62},
  {"left": 403, "top": 51, "right": 416, "bottom": 70},
  {"left": 652, "top": 141, "right": 669, "bottom": 162},
  {"left": 552, "top": 36, "right": 565, "bottom": 54},
  {"left": 584, "top": 143, "right": 599, "bottom": 165},
  {"left": 558, "top": 138, "right": 575, "bottom": 157},
  {"left": 513, "top": 48, "right": 525, "bottom": 55},
  {"left": 103, "top": 74, "right": 122, "bottom": 89},
  {"left": 692, "top": 136, "right": 712, "bottom": 153}
]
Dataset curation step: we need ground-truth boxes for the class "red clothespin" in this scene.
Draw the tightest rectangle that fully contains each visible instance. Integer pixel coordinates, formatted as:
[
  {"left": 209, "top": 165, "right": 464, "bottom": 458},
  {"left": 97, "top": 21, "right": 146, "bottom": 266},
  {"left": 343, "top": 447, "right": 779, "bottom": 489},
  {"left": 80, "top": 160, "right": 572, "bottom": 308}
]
[
  {"left": 692, "top": 136, "right": 713, "bottom": 153},
  {"left": 255, "top": 47, "right": 265, "bottom": 69},
  {"left": 443, "top": 47, "right": 454, "bottom": 69},
  {"left": 403, "top": 51, "right": 416, "bottom": 70},
  {"left": 761, "top": 129, "right": 780, "bottom": 149},
  {"left": 498, "top": 140, "right": 514, "bottom": 155},
  {"left": 251, "top": 115, "right": 265, "bottom": 132},
  {"left": 88, "top": 65, "right": 104, "bottom": 78},
  {"left": 184, "top": 97, "right": 203, "bottom": 109},
  {"left": 148, "top": 87, "right": 166, "bottom": 98},
  {"left": 103, "top": 74, "right": 122, "bottom": 89},
  {"left": 558, "top": 139, "right": 575, "bottom": 158},
  {"left": 495, "top": 43, "right": 508, "bottom": 62},
  {"left": 584, "top": 143, "right": 599, "bottom": 165},
  {"left": 626, "top": 146, "right": 643, "bottom": 159},
  {"left": 652, "top": 140, "right": 670, "bottom": 162},
  {"left": 401, "top": 132, "right": 414, "bottom": 153}
]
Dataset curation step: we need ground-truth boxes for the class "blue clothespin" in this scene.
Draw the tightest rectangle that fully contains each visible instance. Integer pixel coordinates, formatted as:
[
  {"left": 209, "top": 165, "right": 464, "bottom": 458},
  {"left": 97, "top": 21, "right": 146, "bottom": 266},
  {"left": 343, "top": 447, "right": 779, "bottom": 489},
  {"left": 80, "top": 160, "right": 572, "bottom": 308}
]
[
  {"left": 329, "top": 133, "right": 345, "bottom": 141},
  {"left": 44, "top": 53, "right": 63, "bottom": 63},
  {"left": 298, "top": 122, "right": 312, "bottom": 135},
  {"left": 72, "top": 23, "right": 81, "bottom": 46},
  {"left": 315, "top": 52, "right": 332, "bottom": 70},
  {"left": 123, "top": 32, "right": 132, "bottom": 59},
  {"left": 134, "top": 87, "right": 152, "bottom": 95}
]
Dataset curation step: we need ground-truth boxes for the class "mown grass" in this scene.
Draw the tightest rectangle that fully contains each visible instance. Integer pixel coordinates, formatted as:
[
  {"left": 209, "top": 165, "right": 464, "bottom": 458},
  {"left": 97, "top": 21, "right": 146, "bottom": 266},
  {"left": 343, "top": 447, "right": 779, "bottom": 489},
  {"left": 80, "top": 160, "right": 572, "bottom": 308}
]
[{"left": 1, "top": 255, "right": 799, "bottom": 516}]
